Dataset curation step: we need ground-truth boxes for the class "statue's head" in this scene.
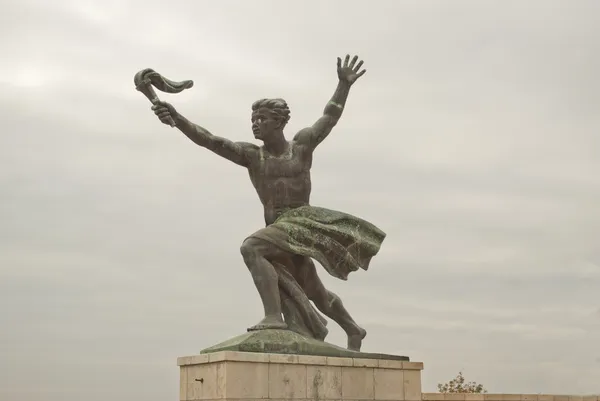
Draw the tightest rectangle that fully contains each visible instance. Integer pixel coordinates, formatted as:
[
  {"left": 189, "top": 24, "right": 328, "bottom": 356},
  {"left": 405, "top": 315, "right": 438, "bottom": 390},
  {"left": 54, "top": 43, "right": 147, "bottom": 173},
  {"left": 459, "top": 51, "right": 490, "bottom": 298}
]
[{"left": 251, "top": 98, "right": 290, "bottom": 141}]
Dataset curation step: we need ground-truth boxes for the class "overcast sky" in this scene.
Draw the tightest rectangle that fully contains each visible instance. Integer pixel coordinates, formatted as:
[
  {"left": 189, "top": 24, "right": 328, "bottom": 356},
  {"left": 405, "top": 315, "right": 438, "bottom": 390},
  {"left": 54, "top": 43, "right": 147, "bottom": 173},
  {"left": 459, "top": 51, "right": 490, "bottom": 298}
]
[{"left": 1, "top": 0, "right": 599, "bottom": 400}]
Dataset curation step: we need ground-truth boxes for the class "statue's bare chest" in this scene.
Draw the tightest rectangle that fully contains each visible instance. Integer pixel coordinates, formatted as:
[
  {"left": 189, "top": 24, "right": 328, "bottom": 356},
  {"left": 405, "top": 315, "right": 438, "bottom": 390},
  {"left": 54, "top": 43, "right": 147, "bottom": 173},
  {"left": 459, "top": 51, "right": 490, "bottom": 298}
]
[{"left": 253, "top": 145, "right": 308, "bottom": 178}]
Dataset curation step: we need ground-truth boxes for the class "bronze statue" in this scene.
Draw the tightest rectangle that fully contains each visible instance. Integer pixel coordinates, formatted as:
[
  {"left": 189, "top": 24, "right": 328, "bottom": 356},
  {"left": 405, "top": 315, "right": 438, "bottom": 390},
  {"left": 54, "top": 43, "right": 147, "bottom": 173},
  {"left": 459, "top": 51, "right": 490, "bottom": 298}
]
[{"left": 146, "top": 55, "right": 385, "bottom": 351}]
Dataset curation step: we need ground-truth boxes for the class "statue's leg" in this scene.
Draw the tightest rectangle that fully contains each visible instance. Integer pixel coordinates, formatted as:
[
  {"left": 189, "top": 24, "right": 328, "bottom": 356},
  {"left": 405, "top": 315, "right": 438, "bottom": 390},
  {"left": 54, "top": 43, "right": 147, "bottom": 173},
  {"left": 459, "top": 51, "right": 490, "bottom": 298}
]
[
  {"left": 300, "top": 257, "right": 367, "bottom": 351},
  {"left": 240, "top": 237, "right": 289, "bottom": 331}
]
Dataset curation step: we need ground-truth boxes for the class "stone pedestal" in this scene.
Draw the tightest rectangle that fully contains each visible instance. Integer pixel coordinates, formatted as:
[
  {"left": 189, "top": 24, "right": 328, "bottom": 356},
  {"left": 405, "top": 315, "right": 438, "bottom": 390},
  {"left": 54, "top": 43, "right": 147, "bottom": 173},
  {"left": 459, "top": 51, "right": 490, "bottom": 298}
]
[{"left": 177, "top": 351, "right": 423, "bottom": 401}]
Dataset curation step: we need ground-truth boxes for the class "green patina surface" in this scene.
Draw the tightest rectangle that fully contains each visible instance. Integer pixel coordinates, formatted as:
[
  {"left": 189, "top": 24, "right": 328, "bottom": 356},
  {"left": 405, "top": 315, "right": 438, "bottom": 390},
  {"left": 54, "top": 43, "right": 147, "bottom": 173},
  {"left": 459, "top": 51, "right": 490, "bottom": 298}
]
[
  {"left": 250, "top": 205, "right": 386, "bottom": 281},
  {"left": 200, "top": 329, "right": 409, "bottom": 361}
]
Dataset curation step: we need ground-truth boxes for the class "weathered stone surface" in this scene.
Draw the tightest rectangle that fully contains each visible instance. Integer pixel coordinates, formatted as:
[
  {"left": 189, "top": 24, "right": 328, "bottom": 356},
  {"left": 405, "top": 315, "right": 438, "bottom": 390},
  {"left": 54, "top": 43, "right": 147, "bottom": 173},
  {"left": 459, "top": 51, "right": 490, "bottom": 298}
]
[
  {"left": 199, "top": 329, "right": 409, "bottom": 361},
  {"left": 179, "top": 350, "right": 422, "bottom": 401}
]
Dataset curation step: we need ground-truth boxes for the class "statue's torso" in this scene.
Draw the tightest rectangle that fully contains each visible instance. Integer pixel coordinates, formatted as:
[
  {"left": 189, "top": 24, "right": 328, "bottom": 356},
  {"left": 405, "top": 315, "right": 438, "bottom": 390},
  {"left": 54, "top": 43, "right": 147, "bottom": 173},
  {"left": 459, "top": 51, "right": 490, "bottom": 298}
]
[{"left": 248, "top": 141, "right": 312, "bottom": 225}]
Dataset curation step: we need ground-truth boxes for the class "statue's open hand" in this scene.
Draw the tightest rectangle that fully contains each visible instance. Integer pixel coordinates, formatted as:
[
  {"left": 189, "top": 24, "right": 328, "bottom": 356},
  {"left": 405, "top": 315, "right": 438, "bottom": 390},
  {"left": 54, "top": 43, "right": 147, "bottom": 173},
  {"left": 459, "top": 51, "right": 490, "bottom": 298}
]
[
  {"left": 337, "top": 55, "right": 366, "bottom": 85},
  {"left": 151, "top": 100, "right": 178, "bottom": 126}
]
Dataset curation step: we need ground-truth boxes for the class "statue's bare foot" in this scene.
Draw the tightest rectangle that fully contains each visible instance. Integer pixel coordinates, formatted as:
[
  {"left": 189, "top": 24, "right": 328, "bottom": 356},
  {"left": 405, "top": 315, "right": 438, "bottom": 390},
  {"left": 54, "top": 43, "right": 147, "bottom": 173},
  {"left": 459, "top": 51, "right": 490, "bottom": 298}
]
[
  {"left": 247, "top": 315, "right": 288, "bottom": 331},
  {"left": 347, "top": 327, "right": 367, "bottom": 351}
]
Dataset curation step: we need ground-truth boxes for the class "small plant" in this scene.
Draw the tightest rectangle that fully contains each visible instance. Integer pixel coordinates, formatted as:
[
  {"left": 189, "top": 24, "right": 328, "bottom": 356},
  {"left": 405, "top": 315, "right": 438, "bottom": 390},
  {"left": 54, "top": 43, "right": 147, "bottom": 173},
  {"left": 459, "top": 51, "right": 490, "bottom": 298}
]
[{"left": 437, "top": 371, "right": 487, "bottom": 393}]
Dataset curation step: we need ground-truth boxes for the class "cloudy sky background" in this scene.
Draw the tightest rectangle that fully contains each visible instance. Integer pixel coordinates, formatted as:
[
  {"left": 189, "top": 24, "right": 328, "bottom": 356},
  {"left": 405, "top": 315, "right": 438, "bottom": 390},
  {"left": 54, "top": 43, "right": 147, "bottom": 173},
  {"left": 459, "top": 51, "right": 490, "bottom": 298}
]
[{"left": 1, "top": 0, "right": 599, "bottom": 400}]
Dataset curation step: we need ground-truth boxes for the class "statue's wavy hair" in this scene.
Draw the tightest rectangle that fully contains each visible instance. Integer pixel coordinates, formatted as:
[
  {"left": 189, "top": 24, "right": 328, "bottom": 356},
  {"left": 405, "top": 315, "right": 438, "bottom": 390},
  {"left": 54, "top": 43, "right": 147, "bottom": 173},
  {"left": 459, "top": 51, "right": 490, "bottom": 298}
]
[{"left": 251, "top": 98, "right": 291, "bottom": 126}]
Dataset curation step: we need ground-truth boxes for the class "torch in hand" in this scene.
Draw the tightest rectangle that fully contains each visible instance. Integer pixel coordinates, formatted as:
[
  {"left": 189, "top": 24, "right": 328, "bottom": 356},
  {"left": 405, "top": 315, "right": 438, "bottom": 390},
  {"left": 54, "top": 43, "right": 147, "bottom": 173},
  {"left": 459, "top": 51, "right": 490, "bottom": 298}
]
[{"left": 133, "top": 68, "right": 194, "bottom": 127}]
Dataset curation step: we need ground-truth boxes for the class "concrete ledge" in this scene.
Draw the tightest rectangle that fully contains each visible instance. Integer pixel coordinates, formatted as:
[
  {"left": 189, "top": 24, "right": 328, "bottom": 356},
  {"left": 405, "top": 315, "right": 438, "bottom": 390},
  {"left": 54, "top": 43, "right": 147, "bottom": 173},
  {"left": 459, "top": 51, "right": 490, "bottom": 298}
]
[
  {"left": 179, "top": 351, "right": 424, "bottom": 401},
  {"left": 178, "top": 350, "right": 423, "bottom": 369},
  {"left": 422, "top": 395, "right": 599, "bottom": 401}
]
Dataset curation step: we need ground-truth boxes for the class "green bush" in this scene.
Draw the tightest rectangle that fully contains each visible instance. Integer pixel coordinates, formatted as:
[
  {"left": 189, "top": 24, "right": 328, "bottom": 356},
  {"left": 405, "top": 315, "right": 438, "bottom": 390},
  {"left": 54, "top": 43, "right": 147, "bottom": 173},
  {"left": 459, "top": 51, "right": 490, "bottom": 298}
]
[{"left": 437, "top": 371, "right": 487, "bottom": 394}]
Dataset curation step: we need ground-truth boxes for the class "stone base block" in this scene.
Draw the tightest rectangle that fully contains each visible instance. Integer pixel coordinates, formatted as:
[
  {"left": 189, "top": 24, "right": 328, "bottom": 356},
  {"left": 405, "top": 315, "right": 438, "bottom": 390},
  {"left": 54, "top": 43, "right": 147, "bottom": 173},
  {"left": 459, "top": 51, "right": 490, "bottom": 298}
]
[{"left": 177, "top": 351, "right": 423, "bottom": 401}]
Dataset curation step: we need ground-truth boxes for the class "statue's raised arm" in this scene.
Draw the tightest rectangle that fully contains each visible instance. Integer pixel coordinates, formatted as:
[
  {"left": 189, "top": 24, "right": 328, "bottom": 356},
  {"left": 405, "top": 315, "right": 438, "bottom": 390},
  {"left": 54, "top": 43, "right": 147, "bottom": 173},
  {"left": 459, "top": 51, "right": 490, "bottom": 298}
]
[
  {"left": 152, "top": 101, "right": 257, "bottom": 167},
  {"left": 294, "top": 55, "right": 366, "bottom": 150}
]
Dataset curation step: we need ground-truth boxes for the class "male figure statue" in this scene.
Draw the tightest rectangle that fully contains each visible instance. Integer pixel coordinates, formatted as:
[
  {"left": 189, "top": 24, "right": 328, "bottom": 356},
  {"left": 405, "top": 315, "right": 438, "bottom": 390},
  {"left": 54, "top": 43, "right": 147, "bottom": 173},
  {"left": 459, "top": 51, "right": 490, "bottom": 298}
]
[{"left": 151, "top": 55, "right": 385, "bottom": 351}]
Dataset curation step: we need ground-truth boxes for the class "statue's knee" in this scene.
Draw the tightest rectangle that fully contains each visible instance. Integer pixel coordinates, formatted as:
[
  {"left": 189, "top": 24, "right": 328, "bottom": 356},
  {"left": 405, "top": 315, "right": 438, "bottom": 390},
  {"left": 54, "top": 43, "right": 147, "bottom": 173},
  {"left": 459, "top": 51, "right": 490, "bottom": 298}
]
[
  {"left": 240, "top": 238, "right": 262, "bottom": 262},
  {"left": 240, "top": 239, "right": 253, "bottom": 260},
  {"left": 328, "top": 291, "right": 341, "bottom": 307}
]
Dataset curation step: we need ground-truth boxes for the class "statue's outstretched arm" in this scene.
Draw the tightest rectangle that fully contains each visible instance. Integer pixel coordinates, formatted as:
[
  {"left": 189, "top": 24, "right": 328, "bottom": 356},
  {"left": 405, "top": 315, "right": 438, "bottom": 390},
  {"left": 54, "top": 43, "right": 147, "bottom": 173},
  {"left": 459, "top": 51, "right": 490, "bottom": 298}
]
[
  {"left": 295, "top": 55, "right": 366, "bottom": 149},
  {"left": 153, "top": 100, "right": 257, "bottom": 167}
]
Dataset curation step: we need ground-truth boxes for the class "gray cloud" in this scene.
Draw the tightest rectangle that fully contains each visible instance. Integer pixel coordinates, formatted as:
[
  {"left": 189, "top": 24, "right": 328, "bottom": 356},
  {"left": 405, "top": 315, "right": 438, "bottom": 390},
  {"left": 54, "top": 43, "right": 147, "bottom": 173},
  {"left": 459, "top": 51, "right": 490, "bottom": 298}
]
[{"left": 1, "top": 0, "right": 599, "bottom": 400}]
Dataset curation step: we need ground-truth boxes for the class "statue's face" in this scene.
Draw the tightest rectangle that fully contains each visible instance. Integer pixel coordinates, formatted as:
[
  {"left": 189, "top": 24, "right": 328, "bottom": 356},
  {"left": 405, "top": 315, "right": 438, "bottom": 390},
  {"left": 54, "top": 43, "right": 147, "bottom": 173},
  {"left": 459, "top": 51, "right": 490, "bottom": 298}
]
[{"left": 251, "top": 108, "right": 280, "bottom": 141}]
